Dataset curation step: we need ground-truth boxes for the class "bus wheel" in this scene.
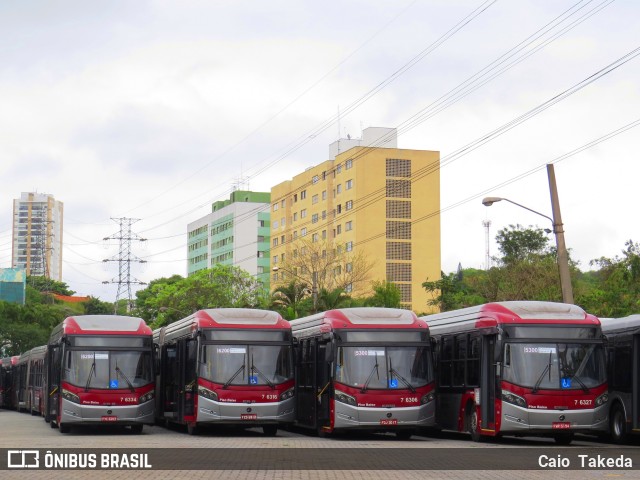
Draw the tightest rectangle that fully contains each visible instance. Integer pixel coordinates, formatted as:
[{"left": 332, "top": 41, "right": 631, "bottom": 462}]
[
  {"left": 467, "top": 406, "right": 482, "bottom": 442},
  {"left": 130, "top": 424, "right": 144, "bottom": 434},
  {"left": 554, "top": 433, "right": 573, "bottom": 445},
  {"left": 263, "top": 425, "right": 278, "bottom": 437},
  {"left": 58, "top": 423, "right": 70, "bottom": 434},
  {"left": 610, "top": 404, "right": 627, "bottom": 444},
  {"left": 50, "top": 420, "right": 57, "bottom": 429},
  {"left": 395, "top": 430, "right": 413, "bottom": 440},
  {"left": 187, "top": 423, "right": 199, "bottom": 435}
]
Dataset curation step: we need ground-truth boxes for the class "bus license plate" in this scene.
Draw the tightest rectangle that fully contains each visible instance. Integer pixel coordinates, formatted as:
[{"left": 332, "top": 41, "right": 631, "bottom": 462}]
[
  {"left": 101, "top": 416, "right": 118, "bottom": 422},
  {"left": 241, "top": 414, "right": 257, "bottom": 420},
  {"left": 380, "top": 419, "right": 398, "bottom": 426},
  {"left": 552, "top": 422, "right": 571, "bottom": 429}
]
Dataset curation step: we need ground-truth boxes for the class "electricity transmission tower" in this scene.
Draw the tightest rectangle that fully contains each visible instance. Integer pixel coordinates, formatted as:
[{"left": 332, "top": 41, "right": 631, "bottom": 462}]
[{"left": 103, "top": 217, "right": 147, "bottom": 312}]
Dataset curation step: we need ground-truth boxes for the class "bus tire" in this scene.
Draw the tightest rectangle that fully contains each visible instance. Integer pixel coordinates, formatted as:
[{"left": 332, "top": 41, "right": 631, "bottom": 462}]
[
  {"left": 467, "top": 404, "right": 482, "bottom": 442},
  {"left": 130, "top": 424, "right": 144, "bottom": 434},
  {"left": 58, "top": 423, "right": 70, "bottom": 434},
  {"left": 50, "top": 419, "right": 57, "bottom": 429},
  {"left": 263, "top": 425, "right": 278, "bottom": 436},
  {"left": 610, "top": 403, "right": 628, "bottom": 444},
  {"left": 395, "top": 430, "right": 413, "bottom": 440},
  {"left": 554, "top": 433, "right": 573, "bottom": 445},
  {"left": 187, "top": 423, "right": 199, "bottom": 435}
]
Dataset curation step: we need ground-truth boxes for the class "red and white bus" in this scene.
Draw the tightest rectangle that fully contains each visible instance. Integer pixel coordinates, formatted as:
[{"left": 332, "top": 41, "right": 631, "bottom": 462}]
[
  {"left": 0, "top": 356, "right": 19, "bottom": 409},
  {"left": 600, "top": 315, "right": 640, "bottom": 443},
  {"left": 16, "top": 345, "right": 47, "bottom": 416},
  {"left": 290, "top": 308, "right": 435, "bottom": 439},
  {"left": 45, "top": 315, "right": 155, "bottom": 434},
  {"left": 421, "top": 301, "right": 608, "bottom": 444},
  {"left": 153, "top": 308, "right": 295, "bottom": 435}
]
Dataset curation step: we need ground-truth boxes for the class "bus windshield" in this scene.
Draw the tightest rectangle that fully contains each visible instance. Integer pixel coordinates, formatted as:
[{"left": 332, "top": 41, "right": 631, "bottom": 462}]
[
  {"left": 200, "top": 345, "right": 293, "bottom": 386},
  {"left": 62, "top": 350, "right": 153, "bottom": 389},
  {"left": 336, "top": 346, "right": 432, "bottom": 391},
  {"left": 502, "top": 342, "right": 606, "bottom": 391}
]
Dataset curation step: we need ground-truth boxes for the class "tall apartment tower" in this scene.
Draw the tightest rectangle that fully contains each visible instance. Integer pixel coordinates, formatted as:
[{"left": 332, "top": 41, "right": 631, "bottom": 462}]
[
  {"left": 12, "top": 192, "right": 64, "bottom": 280},
  {"left": 270, "top": 127, "right": 441, "bottom": 312},
  {"left": 187, "top": 190, "right": 271, "bottom": 288}
]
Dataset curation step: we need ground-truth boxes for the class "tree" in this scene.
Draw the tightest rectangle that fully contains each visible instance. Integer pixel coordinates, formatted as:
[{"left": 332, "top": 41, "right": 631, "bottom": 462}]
[
  {"left": 84, "top": 296, "right": 115, "bottom": 315},
  {"left": 134, "top": 265, "right": 266, "bottom": 328},
  {"left": 27, "top": 276, "right": 75, "bottom": 296},
  {"left": 577, "top": 240, "right": 640, "bottom": 317},
  {"left": 495, "top": 224, "right": 552, "bottom": 264},
  {"left": 316, "top": 287, "right": 351, "bottom": 311},
  {"left": 271, "top": 281, "right": 311, "bottom": 320},
  {"left": 365, "top": 281, "right": 401, "bottom": 308},
  {"left": 422, "top": 270, "right": 487, "bottom": 312},
  {"left": 274, "top": 238, "right": 373, "bottom": 304}
]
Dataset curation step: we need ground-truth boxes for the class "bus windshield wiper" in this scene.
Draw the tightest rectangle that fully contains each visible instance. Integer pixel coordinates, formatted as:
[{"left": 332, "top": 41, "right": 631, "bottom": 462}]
[
  {"left": 223, "top": 354, "right": 246, "bottom": 389},
  {"left": 115, "top": 364, "right": 135, "bottom": 392},
  {"left": 361, "top": 353, "right": 380, "bottom": 393},
  {"left": 85, "top": 354, "right": 96, "bottom": 392},
  {"left": 250, "top": 354, "right": 275, "bottom": 389},
  {"left": 389, "top": 357, "right": 416, "bottom": 393},
  {"left": 532, "top": 351, "right": 552, "bottom": 394}
]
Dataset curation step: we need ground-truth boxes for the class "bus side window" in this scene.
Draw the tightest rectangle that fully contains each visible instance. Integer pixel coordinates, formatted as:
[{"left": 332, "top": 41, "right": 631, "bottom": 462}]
[{"left": 504, "top": 344, "right": 511, "bottom": 367}]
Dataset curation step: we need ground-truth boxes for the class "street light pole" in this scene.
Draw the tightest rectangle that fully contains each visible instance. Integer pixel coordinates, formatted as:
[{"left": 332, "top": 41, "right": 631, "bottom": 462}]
[
  {"left": 482, "top": 165, "right": 574, "bottom": 304},
  {"left": 547, "top": 164, "right": 574, "bottom": 304}
]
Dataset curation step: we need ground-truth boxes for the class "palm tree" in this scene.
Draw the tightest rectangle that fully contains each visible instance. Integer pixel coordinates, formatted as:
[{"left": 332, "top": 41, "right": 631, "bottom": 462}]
[
  {"left": 271, "top": 281, "right": 310, "bottom": 319},
  {"left": 316, "top": 287, "right": 351, "bottom": 311}
]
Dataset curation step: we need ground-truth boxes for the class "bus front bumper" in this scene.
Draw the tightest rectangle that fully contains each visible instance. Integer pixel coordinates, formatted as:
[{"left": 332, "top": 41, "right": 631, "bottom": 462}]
[
  {"left": 501, "top": 402, "right": 608, "bottom": 433},
  {"left": 334, "top": 401, "right": 436, "bottom": 430},
  {"left": 60, "top": 399, "right": 155, "bottom": 425},
  {"left": 196, "top": 396, "right": 295, "bottom": 424}
]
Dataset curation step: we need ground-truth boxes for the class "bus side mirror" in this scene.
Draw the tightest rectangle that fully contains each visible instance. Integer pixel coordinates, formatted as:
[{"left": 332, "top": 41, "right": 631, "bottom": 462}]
[
  {"left": 324, "top": 342, "right": 335, "bottom": 363},
  {"left": 153, "top": 343, "right": 160, "bottom": 373},
  {"left": 494, "top": 338, "right": 503, "bottom": 363}
]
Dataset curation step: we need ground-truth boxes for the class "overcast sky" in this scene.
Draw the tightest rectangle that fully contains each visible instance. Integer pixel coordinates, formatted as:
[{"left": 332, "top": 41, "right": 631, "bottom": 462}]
[{"left": 1, "top": 0, "right": 638, "bottom": 303}]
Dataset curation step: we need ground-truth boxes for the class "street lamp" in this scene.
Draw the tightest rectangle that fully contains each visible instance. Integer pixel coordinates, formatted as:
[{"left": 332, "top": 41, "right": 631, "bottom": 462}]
[
  {"left": 482, "top": 165, "right": 574, "bottom": 304},
  {"left": 272, "top": 265, "right": 318, "bottom": 312}
]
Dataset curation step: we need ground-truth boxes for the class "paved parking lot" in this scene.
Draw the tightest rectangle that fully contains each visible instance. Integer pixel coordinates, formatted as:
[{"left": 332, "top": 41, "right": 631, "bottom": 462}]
[{"left": 0, "top": 409, "right": 636, "bottom": 479}]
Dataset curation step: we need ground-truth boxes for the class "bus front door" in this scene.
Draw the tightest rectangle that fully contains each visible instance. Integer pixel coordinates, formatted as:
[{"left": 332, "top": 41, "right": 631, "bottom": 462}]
[
  {"left": 45, "top": 345, "right": 61, "bottom": 423},
  {"left": 480, "top": 335, "right": 496, "bottom": 432}
]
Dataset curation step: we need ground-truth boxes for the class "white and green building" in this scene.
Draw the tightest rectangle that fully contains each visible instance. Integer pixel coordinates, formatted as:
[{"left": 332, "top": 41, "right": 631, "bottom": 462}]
[{"left": 187, "top": 191, "right": 271, "bottom": 289}]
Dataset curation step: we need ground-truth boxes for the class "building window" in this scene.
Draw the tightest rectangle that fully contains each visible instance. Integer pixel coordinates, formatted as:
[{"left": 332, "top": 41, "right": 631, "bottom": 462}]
[
  {"left": 257, "top": 251, "right": 266, "bottom": 258},
  {"left": 337, "top": 184, "right": 342, "bottom": 194},
  {"left": 312, "top": 213, "right": 319, "bottom": 224},
  {"left": 257, "top": 235, "right": 265, "bottom": 242},
  {"left": 345, "top": 221, "right": 353, "bottom": 231},
  {"left": 301, "top": 190, "right": 307, "bottom": 200},
  {"left": 312, "top": 175, "right": 319, "bottom": 184},
  {"left": 345, "top": 159, "right": 353, "bottom": 169},
  {"left": 345, "top": 283, "right": 353, "bottom": 293},
  {"left": 312, "top": 194, "right": 319, "bottom": 204},
  {"left": 337, "top": 204, "right": 342, "bottom": 214},
  {"left": 300, "top": 209, "right": 307, "bottom": 218},
  {"left": 273, "top": 273, "right": 278, "bottom": 282},
  {"left": 273, "top": 238, "right": 279, "bottom": 247},
  {"left": 346, "top": 241, "right": 353, "bottom": 252},
  {"left": 337, "top": 164, "right": 342, "bottom": 174},
  {"left": 273, "top": 256, "right": 278, "bottom": 264},
  {"left": 273, "top": 220, "right": 279, "bottom": 229},
  {"left": 322, "top": 230, "right": 327, "bottom": 240},
  {"left": 312, "top": 233, "right": 319, "bottom": 243},
  {"left": 293, "top": 212, "right": 298, "bottom": 221},
  {"left": 281, "top": 235, "right": 285, "bottom": 244},
  {"left": 301, "top": 227, "right": 307, "bottom": 236},
  {"left": 346, "top": 262, "right": 353, "bottom": 272},
  {"left": 273, "top": 203, "right": 279, "bottom": 211},
  {"left": 322, "top": 210, "right": 326, "bottom": 220},
  {"left": 281, "top": 217, "right": 285, "bottom": 227},
  {"left": 294, "top": 194, "right": 298, "bottom": 203},
  {"left": 322, "top": 190, "right": 327, "bottom": 200},
  {"left": 257, "top": 266, "right": 265, "bottom": 274},
  {"left": 346, "top": 200, "right": 353, "bottom": 210},
  {"left": 258, "top": 220, "right": 267, "bottom": 227},
  {"left": 346, "top": 179, "right": 353, "bottom": 190},
  {"left": 337, "top": 224, "right": 342, "bottom": 235},
  {"left": 293, "top": 230, "right": 298, "bottom": 239}
]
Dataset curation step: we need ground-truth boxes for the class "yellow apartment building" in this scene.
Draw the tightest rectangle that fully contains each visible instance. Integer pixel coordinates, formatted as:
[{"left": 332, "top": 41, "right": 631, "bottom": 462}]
[{"left": 270, "top": 127, "right": 440, "bottom": 313}]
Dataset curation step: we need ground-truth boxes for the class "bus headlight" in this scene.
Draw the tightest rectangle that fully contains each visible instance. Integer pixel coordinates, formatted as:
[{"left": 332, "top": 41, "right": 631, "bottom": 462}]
[
  {"left": 139, "top": 390, "right": 154, "bottom": 404},
  {"left": 334, "top": 390, "right": 357, "bottom": 406},
  {"left": 501, "top": 390, "right": 527, "bottom": 408},
  {"left": 420, "top": 392, "right": 435, "bottom": 405},
  {"left": 198, "top": 386, "right": 218, "bottom": 402},
  {"left": 61, "top": 389, "right": 80, "bottom": 404},
  {"left": 595, "top": 393, "right": 609, "bottom": 406},
  {"left": 280, "top": 388, "right": 294, "bottom": 401}
]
